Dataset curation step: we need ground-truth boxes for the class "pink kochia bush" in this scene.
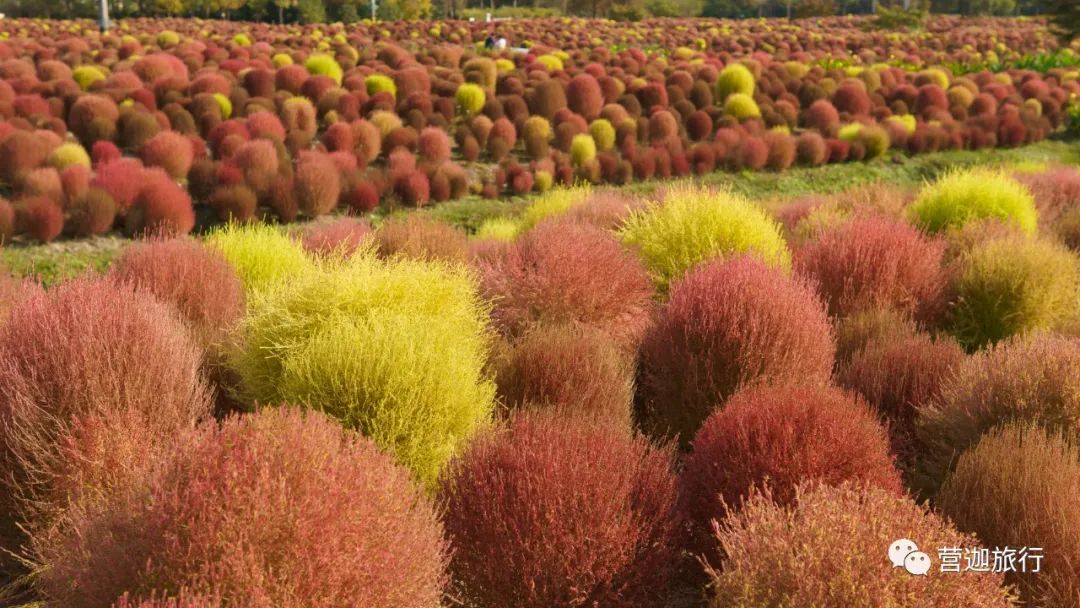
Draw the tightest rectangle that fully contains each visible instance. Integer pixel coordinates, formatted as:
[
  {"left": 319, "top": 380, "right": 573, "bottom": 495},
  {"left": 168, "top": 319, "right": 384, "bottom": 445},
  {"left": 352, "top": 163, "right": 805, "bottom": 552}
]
[
  {"left": 0, "top": 277, "right": 211, "bottom": 570},
  {"left": 678, "top": 384, "right": 902, "bottom": 569},
  {"left": 794, "top": 215, "right": 947, "bottom": 321},
  {"left": 708, "top": 483, "right": 1015, "bottom": 606},
  {"left": 476, "top": 220, "right": 654, "bottom": 349},
  {"left": 439, "top": 409, "right": 679, "bottom": 608},
  {"left": 637, "top": 256, "right": 835, "bottom": 445},
  {"left": 37, "top": 407, "right": 448, "bottom": 608},
  {"left": 109, "top": 237, "right": 246, "bottom": 349},
  {"left": 301, "top": 217, "right": 373, "bottom": 257}
]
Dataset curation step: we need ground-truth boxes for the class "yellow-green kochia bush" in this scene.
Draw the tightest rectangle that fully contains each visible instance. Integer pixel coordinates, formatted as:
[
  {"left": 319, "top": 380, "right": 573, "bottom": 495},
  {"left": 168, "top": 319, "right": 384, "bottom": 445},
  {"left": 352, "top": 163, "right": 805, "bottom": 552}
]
[
  {"left": 207, "top": 223, "right": 312, "bottom": 294},
  {"left": 229, "top": 253, "right": 495, "bottom": 486},
  {"left": 907, "top": 169, "right": 1038, "bottom": 235},
  {"left": 619, "top": 185, "right": 791, "bottom": 289},
  {"left": 949, "top": 236, "right": 1079, "bottom": 350}
]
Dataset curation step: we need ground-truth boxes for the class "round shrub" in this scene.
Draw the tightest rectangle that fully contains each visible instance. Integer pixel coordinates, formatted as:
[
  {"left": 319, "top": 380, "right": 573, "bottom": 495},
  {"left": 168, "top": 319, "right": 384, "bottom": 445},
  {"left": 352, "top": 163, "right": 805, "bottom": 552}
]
[
  {"left": 948, "top": 236, "right": 1078, "bottom": 349},
  {"left": 938, "top": 423, "right": 1080, "bottom": 607},
  {"left": 439, "top": 409, "right": 678, "bottom": 608},
  {"left": 709, "top": 484, "right": 1014, "bottom": 607},
  {"left": 619, "top": 185, "right": 791, "bottom": 289},
  {"left": 0, "top": 130, "right": 49, "bottom": 183},
  {"left": 14, "top": 196, "right": 63, "bottom": 243},
  {"left": 796, "top": 131, "right": 829, "bottom": 166},
  {"left": 567, "top": 74, "right": 604, "bottom": 121},
  {"left": 838, "top": 332, "right": 966, "bottom": 458},
  {"left": 127, "top": 172, "right": 195, "bottom": 237},
  {"left": 301, "top": 217, "right": 373, "bottom": 258},
  {"left": 139, "top": 130, "right": 194, "bottom": 180},
  {"left": 679, "top": 384, "right": 901, "bottom": 565},
  {"left": 834, "top": 306, "right": 919, "bottom": 364},
  {"left": 589, "top": 118, "right": 616, "bottom": 151},
  {"left": 209, "top": 184, "right": 258, "bottom": 224},
  {"left": 0, "top": 277, "right": 211, "bottom": 569},
  {"left": 569, "top": 133, "right": 596, "bottom": 166},
  {"left": 723, "top": 92, "right": 761, "bottom": 119},
  {"left": 91, "top": 158, "right": 145, "bottom": 212},
  {"left": 908, "top": 168, "right": 1038, "bottom": 235},
  {"left": 303, "top": 53, "right": 343, "bottom": 85},
  {"left": 417, "top": 127, "right": 451, "bottom": 164},
  {"left": 364, "top": 73, "right": 397, "bottom": 99},
  {"left": 48, "top": 142, "right": 91, "bottom": 170},
  {"left": 915, "top": 334, "right": 1080, "bottom": 497},
  {"left": 794, "top": 215, "right": 947, "bottom": 320},
  {"left": 294, "top": 151, "right": 341, "bottom": 219},
  {"left": 38, "top": 407, "right": 447, "bottom": 608},
  {"left": 456, "top": 83, "right": 486, "bottom": 117},
  {"left": 637, "top": 256, "right": 835, "bottom": 444},
  {"left": 206, "top": 223, "right": 312, "bottom": 294},
  {"left": 716, "top": 62, "right": 755, "bottom": 100},
  {"left": 493, "top": 312, "right": 632, "bottom": 416},
  {"left": 110, "top": 238, "right": 246, "bottom": 350},
  {"left": 67, "top": 188, "right": 116, "bottom": 237},
  {"left": 227, "top": 253, "right": 494, "bottom": 485},
  {"left": 110, "top": 591, "right": 220, "bottom": 608},
  {"left": 374, "top": 214, "right": 469, "bottom": 264},
  {"left": 476, "top": 220, "right": 654, "bottom": 349}
]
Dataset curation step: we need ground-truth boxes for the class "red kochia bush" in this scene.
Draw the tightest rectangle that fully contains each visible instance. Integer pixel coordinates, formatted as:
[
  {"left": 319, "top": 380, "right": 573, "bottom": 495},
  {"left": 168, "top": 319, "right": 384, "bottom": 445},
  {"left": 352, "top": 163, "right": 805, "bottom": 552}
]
[
  {"left": 494, "top": 324, "right": 634, "bottom": 428},
  {"left": 794, "top": 215, "right": 947, "bottom": 321},
  {"left": 111, "top": 591, "right": 221, "bottom": 608},
  {"left": 127, "top": 171, "right": 195, "bottom": 237},
  {"left": 679, "top": 384, "right": 901, "bottom": 566},
  {"left": 14, "top": 195, "right": 63, "bottom": 242},
  {"left": 38, "top": 407, "right": 448, "bottom": 608},
  {"left": 140, "top": 130, "right": 194, "bottom": 179},
  {"left": 567, "top": 74, "right": 604, "bottom": 121},
  {"left": 109, "top": 238, "right": 245, "bottom": 350},
  {"left": 638, "top": 256, "right": 835, "bottom": 445},
  {"left": 417, "top": 126, "right": 451, "bottom": 163},
  {"left": 91, "top": 158, "right": 146, "bottom": 212},
  {"left": 476, "top": 220, "right": 654, "bottom": 349},
  {"left": 374, "top": 213, "right": 469, "bottom": 263},
  {"left": 0, "top": 277, "right": 211, "bottom": 570},
  {"left": 439, "top": 409, "right": 679, "bottom": 608},
  {"left": 301, "top": 217, "right": 373, "bottom": 257},
  {"left": 293, "top": 151, "right": 341, "bottom": 218},
  {"left": 838, "top": 332, "right": 966, "bottom": 459}
]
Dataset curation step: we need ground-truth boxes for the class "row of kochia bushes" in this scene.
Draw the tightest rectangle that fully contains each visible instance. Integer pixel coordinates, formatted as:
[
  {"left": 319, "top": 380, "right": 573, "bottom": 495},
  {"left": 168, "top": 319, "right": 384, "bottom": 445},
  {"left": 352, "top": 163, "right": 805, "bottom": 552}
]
[
  {"left": 0, "top": 161, "right": 1079, "bottom": 607},
  {"left": 0, "top": 16, "right": 1076, "bottom": 242}
]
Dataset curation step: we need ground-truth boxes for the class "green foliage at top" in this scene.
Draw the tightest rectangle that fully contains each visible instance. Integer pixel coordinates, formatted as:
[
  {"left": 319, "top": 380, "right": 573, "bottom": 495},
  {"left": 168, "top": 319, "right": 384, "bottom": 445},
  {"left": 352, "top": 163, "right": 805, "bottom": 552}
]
[
  {"left": 228, "top": 252, "right": 495, "bottom": 486},
  {"left": 365, "top": 74, "right": 398, "bottom": 100},
  {"left": 949, "top": 236, "right": 1079, "bottom": 350},
  {"left": 517, "top": 185, "right": 593, "bottom": 232},
  {"left": 871, "top": 5, "right": 928, "bottom": 30},
  {"left": 455, "top": 83, "right": 486, "bottom": 117},
  {"left": 304, "top": 53, "right": 343, "bottom": 85},
  {"left": 207, "top": 223, "right": 313, "bottom": 294},
  {"left": 619, "top": 184, "right": 791, "bottom": 289},
  {"left": 475, "top": 217, "right": 521, "bottom": 241},
  {"left": 715, "top": 62, "right": 755, "bottom": 100},
  {"left": 908, "top": 169, "right": 1038, "bottom": 236}
]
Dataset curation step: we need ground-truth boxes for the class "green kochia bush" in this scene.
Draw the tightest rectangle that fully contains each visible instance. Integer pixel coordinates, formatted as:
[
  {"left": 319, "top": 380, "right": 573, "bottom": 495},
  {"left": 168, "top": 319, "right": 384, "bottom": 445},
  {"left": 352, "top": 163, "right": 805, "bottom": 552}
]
[
  {"left": 619, "top": 185, "right": 791, "bottom": 289},
  {"left": 949, "top": 236, "right": 1078, "bottom": 349},
  {"left": 229, "top": 253, "right": 495, "bottom": 485},
  {"left": 908, "top": 169, "right": 1038, "bottom": 235}
]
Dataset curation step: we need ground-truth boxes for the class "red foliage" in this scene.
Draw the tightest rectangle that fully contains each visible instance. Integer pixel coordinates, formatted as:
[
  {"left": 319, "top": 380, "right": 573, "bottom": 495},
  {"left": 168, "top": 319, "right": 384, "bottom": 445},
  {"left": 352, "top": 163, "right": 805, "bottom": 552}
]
[
  {"left": 439, "top": 409, "right": 679, "bottom": 608},
  {"left": 374, "top": 213, "right": 468, "bottom": 263},
  {"left": 301, "top": 217, "right": 373, "bottom": 257},
  {"left": 38, "top": 407, "right": 447, "bottom": 608},
  {"left": 417, "top": 126, "right": 451, "bottom": 163},
  {"left": 794, "top": 215, "right": 947, "bottom": 321},
  {"left": 832, "top": 82, "right": 872, "bottom": 116},
  {"left": 127, "top": 171, "right": 195, "bottom": 237},
  {"left": 14, "top": 195, "right": 63, "bottom": 242},
  {"left": 638, "top": 256, "right": 835, "bottom": 444},
  {"left": 679, "top": 384, "right": 901, "bottom": 565},
  {"left": 803, "top": 99, "right": 840, "bottom": 134},
  {"left": 839, "top": 331, "right": 966, "bottom": 459},
  {"left": 494, "top": 324, "right": 634, "bottom": 427},
  {"left": 110, "top": 237, "right": 245, "bottom": 349},
  {"left": 763, "top": 131, "right": 795, "bottom": 171},
  {"left": 293, "top": 151, "right": 341, "bottom": 218},
  {"left": 0, "top": 129, "right": 48, "bottom": 183},
  {"left": 476, "top": 219, "right": 654, "bottom": 349},
  {"left": 0, "top": 277, "right": 211, "bottom": 568},
  {"left": 209, "top": 184, "right": 257, "bottom": 224},
  {"left": 140, "top": 130, "right": 194, "bottom": 179},
  {"left": 566, "top": 74, "right": 604, "bottom": 121},
  {"left": 91, "top": 158, "right": 146, "bottom": 212},
  {"left": 0, "top": 197, "right": 13, "bottom": 243}
]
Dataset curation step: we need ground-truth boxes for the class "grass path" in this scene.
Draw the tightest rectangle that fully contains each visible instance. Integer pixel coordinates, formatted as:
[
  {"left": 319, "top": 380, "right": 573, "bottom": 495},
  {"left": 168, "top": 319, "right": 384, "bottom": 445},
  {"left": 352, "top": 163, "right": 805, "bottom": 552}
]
[{"left": 4, "top": 138, "right": 1079, "bottom": 286}]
